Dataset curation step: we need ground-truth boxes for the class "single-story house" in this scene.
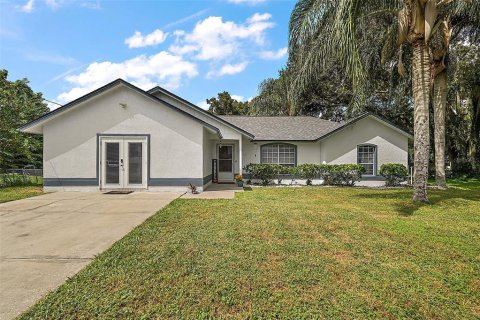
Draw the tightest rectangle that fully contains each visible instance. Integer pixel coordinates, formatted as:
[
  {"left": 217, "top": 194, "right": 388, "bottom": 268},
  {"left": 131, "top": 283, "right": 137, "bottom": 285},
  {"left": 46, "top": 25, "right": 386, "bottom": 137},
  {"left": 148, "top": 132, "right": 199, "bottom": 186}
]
[{"left": 20, "top": 79, "right": 412, "bottom": 192}]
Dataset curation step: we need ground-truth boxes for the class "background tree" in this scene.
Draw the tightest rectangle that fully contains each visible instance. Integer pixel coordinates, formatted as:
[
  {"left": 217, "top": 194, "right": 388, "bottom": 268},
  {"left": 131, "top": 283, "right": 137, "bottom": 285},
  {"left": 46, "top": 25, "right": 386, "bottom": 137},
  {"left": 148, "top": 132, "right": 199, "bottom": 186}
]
[
  {"left": 288, "top": 0, "right": 437, "bottom": 202},
  {"left": 249, "top": 68, "right": 291, "bottom": 116},
  {"left": 206, "top": 91, "right": 251, "bottom": 115},
  {"left": 448, "top": 43, "right": 480, "bottom": 170},
  {"left": 0, "top": 70, "right": 49, "bottom": 170},
  {"left": 426, "top": 0, "right": 480, "bottom": 188}
]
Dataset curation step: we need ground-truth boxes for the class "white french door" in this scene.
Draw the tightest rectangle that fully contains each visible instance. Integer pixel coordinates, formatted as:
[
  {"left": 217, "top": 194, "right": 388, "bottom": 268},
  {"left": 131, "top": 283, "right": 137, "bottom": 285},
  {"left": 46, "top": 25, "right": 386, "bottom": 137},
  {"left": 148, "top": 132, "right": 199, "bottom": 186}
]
[
  {"left": 217, "top": 145, "right": 234, "bottom": 182},
  {"left": 101, "top": 137, "right": 147, "bottom": 189}
]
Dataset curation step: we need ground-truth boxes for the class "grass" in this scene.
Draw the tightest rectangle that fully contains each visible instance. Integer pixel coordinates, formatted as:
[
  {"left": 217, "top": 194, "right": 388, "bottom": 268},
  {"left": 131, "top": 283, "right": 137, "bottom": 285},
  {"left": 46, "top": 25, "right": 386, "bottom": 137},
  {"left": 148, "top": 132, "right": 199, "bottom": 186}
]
[
  {"left": 0, "top": 174, "right": 43, "bottom": 203},
  {"left": 0, "top": 185, "right": 43, "bottom": 203},
  {"left": 21, "top": 180, "right": 479, "bottom": 319}
]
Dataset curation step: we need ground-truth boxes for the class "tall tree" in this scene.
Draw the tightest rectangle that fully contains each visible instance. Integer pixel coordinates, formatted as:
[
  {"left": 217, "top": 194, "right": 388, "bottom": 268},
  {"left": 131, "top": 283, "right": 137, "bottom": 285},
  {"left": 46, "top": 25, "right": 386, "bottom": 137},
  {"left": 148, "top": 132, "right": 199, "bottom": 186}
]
[
  {"left": 249, "top": 68, "right": 292, "bottom": 116},
  {"left": 206, "top": 91, "right": 251, "bottom": 115},
  {"left": 288, "top": 0, "right": 478, "bottom": 202},
  {"left": 0, "top": 70, "right": 49, "bottom": 170},
  {"left": 449, "top": 43, "right": 480, "bottom": 169}
]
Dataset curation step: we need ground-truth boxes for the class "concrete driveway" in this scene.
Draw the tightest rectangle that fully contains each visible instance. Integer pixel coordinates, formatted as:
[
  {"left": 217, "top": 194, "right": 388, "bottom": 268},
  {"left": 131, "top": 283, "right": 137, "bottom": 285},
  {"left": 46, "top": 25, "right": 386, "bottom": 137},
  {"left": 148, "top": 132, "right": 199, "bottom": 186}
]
[{"left": 0, "top": 191, "right": 183, "bottom": 320}]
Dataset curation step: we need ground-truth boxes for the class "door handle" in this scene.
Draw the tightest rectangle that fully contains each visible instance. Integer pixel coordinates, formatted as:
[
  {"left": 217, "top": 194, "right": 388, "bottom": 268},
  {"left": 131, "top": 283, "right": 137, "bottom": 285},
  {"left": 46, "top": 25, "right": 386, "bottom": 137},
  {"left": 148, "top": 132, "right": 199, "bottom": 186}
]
[{"left": 120, "top": 159, "right": 124, "bottom": 170}]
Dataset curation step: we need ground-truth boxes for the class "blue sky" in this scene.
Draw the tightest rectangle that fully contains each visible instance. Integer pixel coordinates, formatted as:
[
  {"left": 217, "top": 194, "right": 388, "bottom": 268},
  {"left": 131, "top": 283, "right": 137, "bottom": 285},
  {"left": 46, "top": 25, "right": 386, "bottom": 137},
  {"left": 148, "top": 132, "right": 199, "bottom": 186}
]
[{"left": 0, "top": 0, "right": 294, "bottom": 110}]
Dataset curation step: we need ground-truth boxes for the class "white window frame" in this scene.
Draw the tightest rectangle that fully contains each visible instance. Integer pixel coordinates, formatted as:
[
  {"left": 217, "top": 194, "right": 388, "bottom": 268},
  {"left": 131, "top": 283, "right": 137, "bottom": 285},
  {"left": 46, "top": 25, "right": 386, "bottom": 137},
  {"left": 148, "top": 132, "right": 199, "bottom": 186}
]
[
  {"left": 260, "top": 143, "right": 296, "bottom": 166},
  {"left": 357, "top": 144, "right": 377, "bottom": 176}
]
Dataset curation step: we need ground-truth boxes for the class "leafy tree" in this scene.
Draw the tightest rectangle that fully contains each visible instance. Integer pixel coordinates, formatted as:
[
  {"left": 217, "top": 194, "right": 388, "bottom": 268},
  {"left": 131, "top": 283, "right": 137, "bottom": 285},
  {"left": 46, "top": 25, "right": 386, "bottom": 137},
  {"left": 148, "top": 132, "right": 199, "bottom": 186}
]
[
  {"left": 425, "top": 1, "right": 480, "bottom": 188},
  {"left": 249, "top": 68, "right": 291, "bottom": 116},
  {"left": 206, "top": 91, "right": 251, "bottom": 115},
  {"left": 288, "top": 0, "right": 479, "bottom": 202},
  {"left": 448, "top": 43, "right": 480, "bottom": 170},
  {"left": 250, "top": 62, "right": 353, "bottom": 119},
  {"left": 0, "top": 70, "right": 49, "bottom": 170}
]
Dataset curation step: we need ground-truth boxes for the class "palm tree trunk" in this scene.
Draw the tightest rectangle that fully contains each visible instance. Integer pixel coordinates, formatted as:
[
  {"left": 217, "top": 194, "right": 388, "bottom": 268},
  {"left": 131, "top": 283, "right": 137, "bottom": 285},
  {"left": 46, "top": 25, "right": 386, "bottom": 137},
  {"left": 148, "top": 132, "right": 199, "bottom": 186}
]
[
  {"left": 433, "top": 70, "right": 447, "bottom": 189},
  {"left": 411, "top": 39, "right": 430, "bottom": 202},
  {"left": 468, "top": 85, "right": 480, "bottom": 170}
]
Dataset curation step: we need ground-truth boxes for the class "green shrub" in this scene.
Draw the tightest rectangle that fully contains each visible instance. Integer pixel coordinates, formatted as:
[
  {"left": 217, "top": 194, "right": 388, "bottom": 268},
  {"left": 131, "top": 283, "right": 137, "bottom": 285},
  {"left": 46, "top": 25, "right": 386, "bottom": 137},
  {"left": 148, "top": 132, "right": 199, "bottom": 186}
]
[
  {"left": 322, "top": 164, "right": 365, "bottom": 186},
  {"left": 245, "top": 163, "right": 365, "bottom": 187},
  {"left": 298, "top": 164, "right": 319, "bottom": 185},
  {"left": 0, "top": 173, "right": 36, "bottom": 188},
  {"left": 450, "top": 159, "right": 479, "bottom": 178},
  {"left": 271, "top": 164, "right": 292, "bottom": 184},
  {"left": 379, "top": 163, "right": 408, "bottom": 186},
  {"left": 244, "top": 163, "right": 277, "bottom": 186}
]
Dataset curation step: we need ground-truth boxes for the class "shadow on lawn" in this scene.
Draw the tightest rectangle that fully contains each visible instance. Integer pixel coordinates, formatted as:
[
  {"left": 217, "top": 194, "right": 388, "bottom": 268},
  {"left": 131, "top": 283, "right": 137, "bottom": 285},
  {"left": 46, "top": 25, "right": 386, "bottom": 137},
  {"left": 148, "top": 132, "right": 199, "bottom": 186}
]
[{"left": 353, "top": 187, "right": 480, "bottom": 216}]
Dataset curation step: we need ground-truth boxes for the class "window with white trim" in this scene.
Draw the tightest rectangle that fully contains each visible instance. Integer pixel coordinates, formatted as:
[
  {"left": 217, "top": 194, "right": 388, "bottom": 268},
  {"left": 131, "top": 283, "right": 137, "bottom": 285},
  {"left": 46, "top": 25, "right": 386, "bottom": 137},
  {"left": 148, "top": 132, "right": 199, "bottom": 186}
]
[
  {"left": 260, "top": 144, "right": 296, "bottom": 166},
  {"left": 357, "top": 145, "right": 376, "bottom": 175}
]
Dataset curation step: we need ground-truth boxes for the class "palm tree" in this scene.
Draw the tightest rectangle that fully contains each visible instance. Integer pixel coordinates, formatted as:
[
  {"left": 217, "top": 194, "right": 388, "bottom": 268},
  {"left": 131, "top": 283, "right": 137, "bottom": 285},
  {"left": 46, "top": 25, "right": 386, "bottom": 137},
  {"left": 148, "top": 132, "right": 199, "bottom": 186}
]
[
  {"left": 289, "top": 0, "right": 478, "bottom": 202},
  {"left": 428, "top": 1, "right": 480, "bottom": 189}
]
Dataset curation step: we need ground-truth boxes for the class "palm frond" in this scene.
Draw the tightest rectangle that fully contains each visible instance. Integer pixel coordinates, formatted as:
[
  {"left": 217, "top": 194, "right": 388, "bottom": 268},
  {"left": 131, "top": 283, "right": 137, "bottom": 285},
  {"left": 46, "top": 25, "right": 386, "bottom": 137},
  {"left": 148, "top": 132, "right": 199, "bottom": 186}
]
[{"left": 288, "top": 0, "right": 401, "bottom": 114}]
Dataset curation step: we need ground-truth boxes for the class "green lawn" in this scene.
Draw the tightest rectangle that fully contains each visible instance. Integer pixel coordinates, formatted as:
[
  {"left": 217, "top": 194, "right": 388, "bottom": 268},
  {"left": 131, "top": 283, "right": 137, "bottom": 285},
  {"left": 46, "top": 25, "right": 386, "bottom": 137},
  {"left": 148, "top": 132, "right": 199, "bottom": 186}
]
[
  {"left": 21, "top": 181, "right": 479, "bottom": 319},
  {"left": 0, "top": 186, "right": 43, "bottom": 203}
]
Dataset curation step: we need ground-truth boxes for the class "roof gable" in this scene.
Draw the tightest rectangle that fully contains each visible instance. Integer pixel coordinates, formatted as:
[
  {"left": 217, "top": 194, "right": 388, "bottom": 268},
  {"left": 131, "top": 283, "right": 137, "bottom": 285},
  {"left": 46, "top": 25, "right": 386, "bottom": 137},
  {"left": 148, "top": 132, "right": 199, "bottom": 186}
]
[
  {"left": 218, "top": 113, "right": 413, "bottom": 141},
  {"left": 148, "top": 86, "right": 254, "bottom": 138},
  {"left": 19, "top": 79, "right": 222, "bottom": 137},
  {"left": 318, "top": 113, "right": 413, "bottom": 141}
]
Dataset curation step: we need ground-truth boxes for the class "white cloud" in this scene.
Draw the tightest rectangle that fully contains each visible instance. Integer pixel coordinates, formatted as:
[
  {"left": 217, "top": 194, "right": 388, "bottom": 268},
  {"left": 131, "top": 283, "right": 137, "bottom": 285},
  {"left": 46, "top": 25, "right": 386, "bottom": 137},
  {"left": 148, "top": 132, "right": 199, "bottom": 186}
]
[
  {"left": 227, "top": 0, "right": 267, "bottom": 4},
  {"left": 197, "top": 100, "right": 210, "bottom": 110},
  {"left": 207, "top": 61, "right": 249, "bottom": 78},
  {"left": 57, "top": 51, "right": 198, "bottom": 103},
  {"left": 45, "top": 100, "right": 62, "bottom": 111},
  {"left": 260, "top": 47, "right": 287, "bottom": 60},
  {"left": 231, "top": 95, "right": 244, "bottom": 101},
  {"left": 125, "top": 29, "right": 168, "bottom": 48},
  {"left": 170, "top": 13, "right": 274, "bottom": 61},
  {"left": 19, "top": 0, "right": 35, "bottom": 12},
  {"left": 17, "top": 0, "right": 101, "bottom": 12},
  {"left": 247, "top": 12, "right": 271, "bottom": 23}
]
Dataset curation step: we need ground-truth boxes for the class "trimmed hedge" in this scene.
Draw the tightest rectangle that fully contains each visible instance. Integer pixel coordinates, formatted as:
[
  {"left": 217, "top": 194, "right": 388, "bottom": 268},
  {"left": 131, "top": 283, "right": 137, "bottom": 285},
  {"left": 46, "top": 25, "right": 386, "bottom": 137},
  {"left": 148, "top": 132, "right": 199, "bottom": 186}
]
[
  {"left": 245, "top": 163, "right": 365, "bottom": 186},
  {"left": 321, "top": 164, "right": 365, "bottom": 186},
  {"left": 379, "top": 163, "right": 408, "bottom": 186},
  {"left": 244, "top": 163, "right": 278, "bottom": 186}
]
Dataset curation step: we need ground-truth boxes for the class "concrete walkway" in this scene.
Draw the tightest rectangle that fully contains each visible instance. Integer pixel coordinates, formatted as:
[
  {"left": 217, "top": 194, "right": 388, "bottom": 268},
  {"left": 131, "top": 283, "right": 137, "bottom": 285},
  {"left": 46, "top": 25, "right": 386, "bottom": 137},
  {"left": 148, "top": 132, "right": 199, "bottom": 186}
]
[
  {"left": 0, "top": 191, "right": 183, "bottom": 320},
  {"left": 181, "top": 183, "right": 243, "bottom": 199}
]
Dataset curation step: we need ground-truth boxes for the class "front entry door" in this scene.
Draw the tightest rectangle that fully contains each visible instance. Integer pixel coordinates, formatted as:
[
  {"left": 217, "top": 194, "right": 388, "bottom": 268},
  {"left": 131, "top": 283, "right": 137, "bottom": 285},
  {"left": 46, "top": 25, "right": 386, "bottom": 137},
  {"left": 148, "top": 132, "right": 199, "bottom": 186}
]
[
  {"left": 218, "top": 145, "right": 234, "bottom": 182},
  {"left": 101, "top": 137, "right": 147, "bottom": 190}
]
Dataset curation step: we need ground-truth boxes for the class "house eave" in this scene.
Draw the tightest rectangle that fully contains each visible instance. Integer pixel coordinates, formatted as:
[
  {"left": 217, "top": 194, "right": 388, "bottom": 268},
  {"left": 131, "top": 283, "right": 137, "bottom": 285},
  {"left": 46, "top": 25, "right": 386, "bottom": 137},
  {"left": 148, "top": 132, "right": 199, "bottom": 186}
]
[
  {"left": 314, "top": 113, "right": 414, "bottom": 142},
  {"left": 19, "top": 79, "right": 224, "bottom": 138},
  {"left": 148, "top": 86, "right": 255, "bottom": 139}
]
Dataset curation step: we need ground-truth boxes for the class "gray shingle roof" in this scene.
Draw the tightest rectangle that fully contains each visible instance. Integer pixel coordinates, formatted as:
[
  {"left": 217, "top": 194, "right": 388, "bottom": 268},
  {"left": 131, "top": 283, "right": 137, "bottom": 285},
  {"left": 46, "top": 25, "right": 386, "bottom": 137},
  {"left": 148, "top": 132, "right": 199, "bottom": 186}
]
[{"left": 218, "top": 116, "right": 343, "bottom": 141}]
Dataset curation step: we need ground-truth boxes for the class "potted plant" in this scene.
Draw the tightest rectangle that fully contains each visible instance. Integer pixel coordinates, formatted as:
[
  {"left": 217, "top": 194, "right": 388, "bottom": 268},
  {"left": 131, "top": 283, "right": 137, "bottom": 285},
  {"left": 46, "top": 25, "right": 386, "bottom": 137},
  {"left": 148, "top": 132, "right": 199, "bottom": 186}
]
[{"left": 234, "top": 174, "right": 244, "bottom": 187}]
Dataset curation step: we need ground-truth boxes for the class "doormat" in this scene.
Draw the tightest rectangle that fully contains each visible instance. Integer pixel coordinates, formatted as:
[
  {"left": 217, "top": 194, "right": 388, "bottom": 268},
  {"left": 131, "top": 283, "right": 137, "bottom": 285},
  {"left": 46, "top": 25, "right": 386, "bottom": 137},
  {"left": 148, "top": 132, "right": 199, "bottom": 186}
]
[{"left": 104, "top": 191, "right": 133, "bottom": 194}]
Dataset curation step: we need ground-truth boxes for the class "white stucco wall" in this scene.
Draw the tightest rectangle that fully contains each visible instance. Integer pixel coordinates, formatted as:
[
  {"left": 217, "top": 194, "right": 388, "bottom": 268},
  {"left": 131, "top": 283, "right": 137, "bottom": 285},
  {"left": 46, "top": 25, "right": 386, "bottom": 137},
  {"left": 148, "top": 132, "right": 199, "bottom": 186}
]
[
  {"left": 152, "top": 91, "right": 246, "bottom": 140},
  {"left": 242, "top": 138, "right": 321, "bottom": 166},
  {"left": 320, "top": 116, "right": 409, "bottom": 171},
  {"left": 42, "top": 85, "right": 205, "bottom": 190},
  {"left": 203, "top": 129, "right": 215, "bottom": 187},
  {"left": 241, "top": 116, "right": 408, "bottom": 181}
]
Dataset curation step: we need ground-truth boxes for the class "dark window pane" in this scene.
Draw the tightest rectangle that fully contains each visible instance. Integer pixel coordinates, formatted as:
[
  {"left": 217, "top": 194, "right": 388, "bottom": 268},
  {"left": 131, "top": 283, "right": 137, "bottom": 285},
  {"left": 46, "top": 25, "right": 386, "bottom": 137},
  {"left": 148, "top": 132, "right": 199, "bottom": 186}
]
[
  {"left": 261, "top": 144, "right": 295, "bottom": 165},
  {"left": 219, "top": 159, "right": 232, "bottom": 172},
  {"left": 219, "top": 146, "right": 232, "bottom": 159},
  {"left": 358, "top": 145, "right": 376, "bottom": 175},
  {"left": 106, "top": 143, "right": 119, "bottom": 184},
  {"left": 128, "top": 143, "right": 142, "bottom": 184}
]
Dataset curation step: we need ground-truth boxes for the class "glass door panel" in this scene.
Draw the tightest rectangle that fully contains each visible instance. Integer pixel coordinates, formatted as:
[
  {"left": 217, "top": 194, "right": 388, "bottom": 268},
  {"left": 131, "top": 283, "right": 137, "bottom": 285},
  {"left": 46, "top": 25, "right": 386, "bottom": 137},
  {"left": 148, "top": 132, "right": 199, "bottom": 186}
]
[
  {"left": 105, "top": 142, "right": 120, "bottom": 184},
  {"left": 128, "top": 142, "right": 143, "bottom": 184},
  {"left": 218, "top": 146, "right": 233, "bottom": 173}
]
